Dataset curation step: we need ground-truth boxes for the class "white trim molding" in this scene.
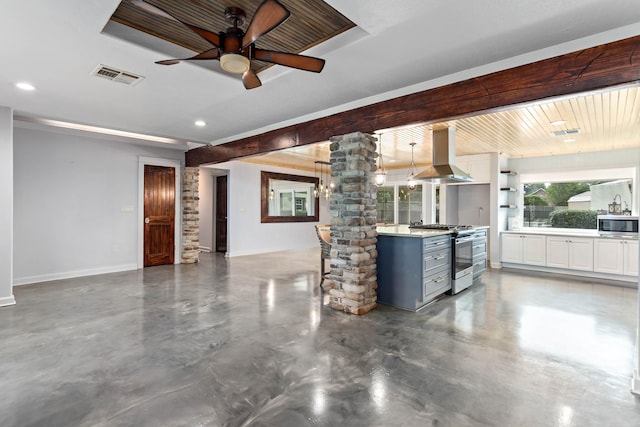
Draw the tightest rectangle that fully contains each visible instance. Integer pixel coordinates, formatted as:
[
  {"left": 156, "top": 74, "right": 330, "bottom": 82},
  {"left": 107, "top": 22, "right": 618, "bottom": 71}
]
[
  {"left": 0, "top": 295, "right": 16, "bottom": 307},
  {"left": 137, "top": 157, "right": 183, "bottom": 269},
  {"left": 13, "top": 264, "right": 138, "bottom": 286},
  {"left": 632, "top": 371, "right": 640, "bottom": 395}
]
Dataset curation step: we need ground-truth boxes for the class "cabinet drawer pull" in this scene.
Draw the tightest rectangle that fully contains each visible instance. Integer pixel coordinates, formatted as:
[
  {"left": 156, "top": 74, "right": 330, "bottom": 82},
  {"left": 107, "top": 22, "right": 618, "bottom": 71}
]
[
  {"left": 434, "top": 255, "right": 446, "bottom": 260},
  {"left": 434, "top": 277, "right": 445, "bottom": 283}
]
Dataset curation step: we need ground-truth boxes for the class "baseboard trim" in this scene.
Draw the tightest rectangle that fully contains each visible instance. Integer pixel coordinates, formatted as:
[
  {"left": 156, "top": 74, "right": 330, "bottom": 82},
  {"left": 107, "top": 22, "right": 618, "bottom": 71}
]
[
  {"left": 631, "top": 370, "right": 640, "bottom": 395},
  {"left": 0, "top": 295, "right": 16, "bottom": 307},
  {"left": 501, "top": 263, "right": 638, "bottom": 286},
  {"left": 13, "top": 263, "right": 138, "bottom": 286}
]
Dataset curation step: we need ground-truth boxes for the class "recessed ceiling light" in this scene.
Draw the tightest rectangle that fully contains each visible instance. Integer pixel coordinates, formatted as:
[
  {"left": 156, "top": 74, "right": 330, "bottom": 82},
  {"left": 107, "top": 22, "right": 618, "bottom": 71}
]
[
  {"left": 550, "top": 120, "right": 566, "bottom": 126},
  {"left": 16, "top": 82, "right": 36, "bottom": 91},
  {"left": 563, "top": 138, "right": 576, "bottom": 143},
  {"left": 194, "top": 120, "right": 206, "bottom": 127}
]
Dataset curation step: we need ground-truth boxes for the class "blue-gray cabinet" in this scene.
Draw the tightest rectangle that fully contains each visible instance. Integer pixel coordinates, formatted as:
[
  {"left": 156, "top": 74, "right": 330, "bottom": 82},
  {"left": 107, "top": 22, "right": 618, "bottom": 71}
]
[{"left": 377, "top": 234, "right": 451, "bottom": 311}]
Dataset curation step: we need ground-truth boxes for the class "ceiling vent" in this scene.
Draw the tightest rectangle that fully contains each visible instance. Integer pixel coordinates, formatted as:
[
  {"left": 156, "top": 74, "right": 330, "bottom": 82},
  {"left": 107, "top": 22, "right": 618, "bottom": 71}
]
[
  {"left": 551, "top": 128, "right": 580, "bottom": 137},
  {"left": 91, "top": 65, "right": 144, "bottom": 86}
]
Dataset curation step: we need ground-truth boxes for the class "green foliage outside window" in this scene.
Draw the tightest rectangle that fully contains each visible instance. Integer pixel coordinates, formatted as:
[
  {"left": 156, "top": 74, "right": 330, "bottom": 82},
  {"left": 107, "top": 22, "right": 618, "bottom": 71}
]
[
  {"left": 549, "top": 210, "right": 598, "bottom": 229},
  {"left": 545, "top": 182, "right": 591, "bottom": 206},
  {"left": 523, "top": 195, "right": 548, "bottom": 206}
]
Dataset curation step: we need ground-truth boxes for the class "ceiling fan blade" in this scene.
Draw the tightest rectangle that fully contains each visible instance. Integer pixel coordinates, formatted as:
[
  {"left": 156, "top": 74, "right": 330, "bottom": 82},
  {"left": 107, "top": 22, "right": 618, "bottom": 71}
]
[
  {"left": 253, "top": 49, "right": 325, "bottom": 73},
  {"left": 242, "top": 69, "right": 262, "bottom": 90},
  {"left": 183, "top": 23, "right": 221, "bottom": 48},
  {"left": 155, "top": 48, "right": 220, "bottom": 65},
  {"left": 131, "top": 0, "right": 221, "bottom": 47},
  {"left": 242, "top": 0, "right": 290, "bottom": 49}
]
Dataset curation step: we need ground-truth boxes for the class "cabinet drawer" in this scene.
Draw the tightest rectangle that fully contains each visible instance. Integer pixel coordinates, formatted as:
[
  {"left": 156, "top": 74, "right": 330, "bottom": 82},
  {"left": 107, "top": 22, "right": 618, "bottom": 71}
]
[
  {"left": 473, "top": 229, "right": 487, "bottom": 239},
  {"left": 423, "top": 235, "right": 451, "bottom": 252},
  {"left": 472, "top": 258, "right": 487, "bottom": 277},
  {"left": 423, "top": 267, "right": 451, "bottom": 301},
  {"left": 472, "top": 241, "right": 486, "bottom": 256},
  {"left": 424, "top": 249, "right": 450, "bottom": 273}
]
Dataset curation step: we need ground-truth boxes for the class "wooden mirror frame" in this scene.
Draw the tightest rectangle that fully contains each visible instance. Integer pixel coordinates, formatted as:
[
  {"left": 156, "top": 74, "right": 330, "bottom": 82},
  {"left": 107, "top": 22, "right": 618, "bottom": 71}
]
[{"left": 261, "top": 171, "right": 320, "bottom": 223}]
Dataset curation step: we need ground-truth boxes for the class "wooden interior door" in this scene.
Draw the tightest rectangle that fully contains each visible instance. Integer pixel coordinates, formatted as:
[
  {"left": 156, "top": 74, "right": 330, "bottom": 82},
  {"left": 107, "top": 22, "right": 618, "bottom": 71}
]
[
  {"left": 215, "top": 175, "right": 228, "bottom": 253},
  {"left": 144, "top": 165, "right": 175, "bottom": 267}
]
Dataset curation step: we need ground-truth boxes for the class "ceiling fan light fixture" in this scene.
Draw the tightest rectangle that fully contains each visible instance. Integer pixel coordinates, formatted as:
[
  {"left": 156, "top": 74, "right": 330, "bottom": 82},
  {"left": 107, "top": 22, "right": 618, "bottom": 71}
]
[{"left": 220, "top": 53, "right": 250, "bottom": 74}]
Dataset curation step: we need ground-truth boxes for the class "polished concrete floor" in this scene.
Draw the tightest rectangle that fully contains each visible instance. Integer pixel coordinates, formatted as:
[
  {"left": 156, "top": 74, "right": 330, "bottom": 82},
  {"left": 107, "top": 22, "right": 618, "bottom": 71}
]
[{"left": 2, "top": 248, "right": 640, "bottom": 427}]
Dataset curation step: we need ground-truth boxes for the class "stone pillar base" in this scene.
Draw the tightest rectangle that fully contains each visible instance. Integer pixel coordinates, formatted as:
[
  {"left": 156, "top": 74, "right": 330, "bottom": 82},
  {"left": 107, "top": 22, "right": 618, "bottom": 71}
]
[
  {"left": 182, "top": 167, "right": 200, "bottom": 264},
  {"left": 326, "top": 132, "right": 378, "bottom": 315}
]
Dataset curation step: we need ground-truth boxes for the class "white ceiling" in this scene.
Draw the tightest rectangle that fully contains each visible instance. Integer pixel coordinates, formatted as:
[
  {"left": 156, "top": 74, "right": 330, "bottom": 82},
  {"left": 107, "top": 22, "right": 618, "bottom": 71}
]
[
  {"left": 242, "top": 84, "right": 640, "bottom": 171},
  {"left": 2, "top": 0, "right": 640, "bottom": 153}
]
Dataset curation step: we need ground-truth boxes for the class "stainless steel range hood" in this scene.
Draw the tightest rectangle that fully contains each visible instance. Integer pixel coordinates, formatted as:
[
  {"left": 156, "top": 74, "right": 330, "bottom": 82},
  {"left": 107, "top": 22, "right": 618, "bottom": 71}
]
[{"left": 414, "top": 128, "right": 473, "bottom": 183}]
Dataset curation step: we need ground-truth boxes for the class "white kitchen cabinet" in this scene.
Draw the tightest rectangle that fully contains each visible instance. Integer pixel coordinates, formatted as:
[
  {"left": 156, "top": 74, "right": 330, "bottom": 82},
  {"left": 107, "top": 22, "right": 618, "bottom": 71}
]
[
  {"left": 502, "top": 234, "right": 546, "bottom": 265},
  {"left": 502, "top": 234, "right": 523, "bottom": 264},
  {"left": 594, "top": 238, "right": 638, "bottom": 276},
  {"left": 457, "top": 155, "right": 491, "bottom": 183},
  {"left": 546, "top": 236, "right": 593, "bottom": 271},
  {"left": 624, "top": 240, "right": 638, "bottom": 276}
]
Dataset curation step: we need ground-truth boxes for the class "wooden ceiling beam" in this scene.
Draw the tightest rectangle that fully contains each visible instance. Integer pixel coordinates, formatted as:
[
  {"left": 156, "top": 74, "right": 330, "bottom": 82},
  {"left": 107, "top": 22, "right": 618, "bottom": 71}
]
[{"left": 186, "top": 35, "right": 640, "bottom": 167}]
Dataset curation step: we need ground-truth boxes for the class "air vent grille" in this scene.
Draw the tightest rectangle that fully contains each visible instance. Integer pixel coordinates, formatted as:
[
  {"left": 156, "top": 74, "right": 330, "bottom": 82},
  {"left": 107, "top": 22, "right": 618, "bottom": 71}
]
[
  {"left": 92, "top": 65, "right": 144, "bottom": 86},
  {"left": 551, "top": 128, "right": 580, "bottom": 137}
]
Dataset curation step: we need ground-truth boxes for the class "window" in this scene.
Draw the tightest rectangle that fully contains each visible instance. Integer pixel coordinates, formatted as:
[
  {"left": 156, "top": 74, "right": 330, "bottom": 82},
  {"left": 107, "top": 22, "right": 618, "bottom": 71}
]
[
  {"left": 398, "top": 184, "right": 422, "bottom": 224},
  {"left": 523, "top": 179, "right": 633, "bottom": 229},
  {"left": 376, "top": 184, "right": 424, "bottom": 224},
  {"left": 376, "top": 186, "right": 394, "bottom": 224}
]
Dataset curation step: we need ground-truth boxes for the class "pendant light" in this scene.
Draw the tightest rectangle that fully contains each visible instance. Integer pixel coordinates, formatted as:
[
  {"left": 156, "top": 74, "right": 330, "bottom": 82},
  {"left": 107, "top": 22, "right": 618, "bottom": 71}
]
[
  {"left": 407, "top": 142, "right": 418, "bottom": 191},
  {"left": 324, "top": 162, "right": 332, "bottom": 200},
  {"left": 314, "top": 160, "right": 332, "bottom": 200},
  {"left": 374, "top": 134, "right": 387, "bottom": 187},
  {"left": 313, "top": 162, "right": 319, "bottom": 198},
  {"left": 319, "top": 162, "right": 325, "bottom": 193}
]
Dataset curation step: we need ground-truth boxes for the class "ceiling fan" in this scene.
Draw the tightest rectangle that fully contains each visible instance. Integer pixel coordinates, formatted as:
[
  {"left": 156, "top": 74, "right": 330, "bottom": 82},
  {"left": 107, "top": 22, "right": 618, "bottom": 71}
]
[{"left": 132, "top": 0, "right": 326, "bottom": 90}]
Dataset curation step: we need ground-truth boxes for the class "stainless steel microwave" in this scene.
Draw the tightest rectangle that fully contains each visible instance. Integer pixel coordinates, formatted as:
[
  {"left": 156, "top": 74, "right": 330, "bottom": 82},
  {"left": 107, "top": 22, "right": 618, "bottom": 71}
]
[{"left": 597, "top": 215, "right": 639, "bottom": 236}]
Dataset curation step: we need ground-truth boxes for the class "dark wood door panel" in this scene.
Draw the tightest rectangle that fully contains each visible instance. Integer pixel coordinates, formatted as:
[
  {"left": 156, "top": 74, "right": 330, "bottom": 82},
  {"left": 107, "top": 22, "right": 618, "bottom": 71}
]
[
  {"left": 144, "top": 165, "right": 175, "bottom": 267},
  {"left": 215, "top": 175, "right": 227, "bottom": 253}
]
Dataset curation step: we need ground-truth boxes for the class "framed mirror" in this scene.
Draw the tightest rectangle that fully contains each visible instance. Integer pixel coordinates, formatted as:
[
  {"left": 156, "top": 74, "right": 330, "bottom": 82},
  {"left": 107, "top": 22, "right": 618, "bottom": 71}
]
[{"left": 261, "top": 171, "right": 320, "bottom": 223}]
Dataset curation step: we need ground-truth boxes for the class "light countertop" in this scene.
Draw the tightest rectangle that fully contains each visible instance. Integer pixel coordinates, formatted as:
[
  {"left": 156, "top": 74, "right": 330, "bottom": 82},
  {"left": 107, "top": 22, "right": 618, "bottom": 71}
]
[
  {"left": 502, "top": 228, "right": 638, "bottom": 240},
  {"left": 377, "top": 225, "right": 488, "bottom": 238}
]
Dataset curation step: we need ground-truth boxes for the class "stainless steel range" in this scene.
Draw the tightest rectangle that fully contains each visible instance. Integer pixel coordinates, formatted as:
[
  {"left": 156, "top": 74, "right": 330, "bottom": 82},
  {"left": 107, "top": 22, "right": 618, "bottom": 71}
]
[{"left": 409, "top": 223, "right": 476, "bottom": 294}]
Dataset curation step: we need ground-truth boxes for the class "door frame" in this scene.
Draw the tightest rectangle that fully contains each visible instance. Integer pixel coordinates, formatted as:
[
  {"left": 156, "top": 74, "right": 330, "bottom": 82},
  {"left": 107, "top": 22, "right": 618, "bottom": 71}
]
[{"left": 137, "top": 157, "right": 182, "bottom": 269}]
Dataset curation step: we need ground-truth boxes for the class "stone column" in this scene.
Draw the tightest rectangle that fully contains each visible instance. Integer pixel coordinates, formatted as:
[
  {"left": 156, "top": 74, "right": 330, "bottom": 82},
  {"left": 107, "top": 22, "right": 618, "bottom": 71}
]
[
  {"left": 324, "top": 132, "right": 378, "bottom": 314},
  {"left": 181, "top": 167, "right": 200, "bottom": 263}
]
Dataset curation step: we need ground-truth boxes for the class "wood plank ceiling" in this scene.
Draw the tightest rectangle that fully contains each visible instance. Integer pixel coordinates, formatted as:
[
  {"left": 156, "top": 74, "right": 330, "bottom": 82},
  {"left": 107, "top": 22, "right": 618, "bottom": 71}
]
[
  {"left": 242, "top": 84, "right": 640, "bottom": 170},
  {"left": 109, "top": 0, "right": 355, "bottom": 73}
]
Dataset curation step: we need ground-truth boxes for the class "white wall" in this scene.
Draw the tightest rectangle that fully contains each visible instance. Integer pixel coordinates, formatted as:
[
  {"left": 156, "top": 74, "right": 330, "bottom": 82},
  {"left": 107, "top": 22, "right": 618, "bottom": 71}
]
[
  {"left": 208, "top": 161, "right": 330, "bottom": 257},
  {"left": 0, "top": 107, "right": 15, "bottom": 306},
  {"left": 457, "top": 184, "right": 491, "bottom": 225},
  {"left": 13, "top": 126, "right": 184, "bottom": 285},
  {"left": 198, "top": 168, "right": 215, "bottom": 251}
]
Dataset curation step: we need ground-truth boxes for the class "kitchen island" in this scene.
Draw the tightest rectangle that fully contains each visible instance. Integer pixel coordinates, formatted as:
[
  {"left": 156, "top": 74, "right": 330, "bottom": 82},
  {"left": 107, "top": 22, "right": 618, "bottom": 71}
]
[{"left": 376, "top": 225, "right": 488, "bottom": 311}]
